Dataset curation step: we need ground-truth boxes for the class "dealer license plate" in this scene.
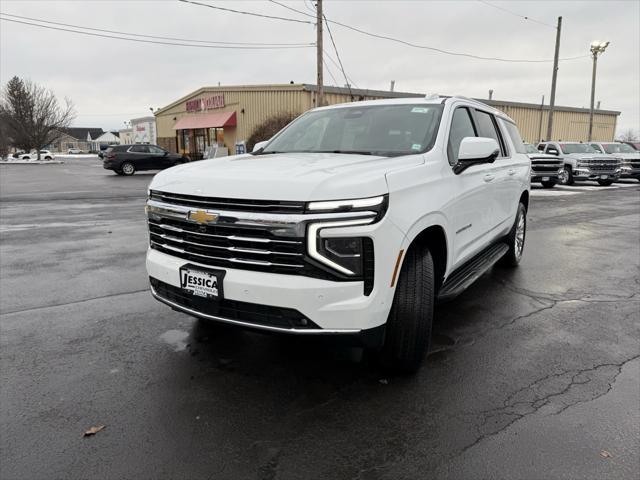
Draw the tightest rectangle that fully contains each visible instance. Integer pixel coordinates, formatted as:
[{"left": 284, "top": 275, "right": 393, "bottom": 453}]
[
  {"left": 179, "top": 266, "right": 224, "bottom": 300},
  {"left": 542, "top": 176, "right": 550, "bottom": 181},
  {"left": 600, "top": 175, "right": 608, "bottom": 179}
]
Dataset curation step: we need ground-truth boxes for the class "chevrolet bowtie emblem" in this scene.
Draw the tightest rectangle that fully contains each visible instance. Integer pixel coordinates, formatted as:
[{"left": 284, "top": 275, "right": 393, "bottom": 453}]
[{"left": 188, "top": 209, "right": 219, "bottom": 224}]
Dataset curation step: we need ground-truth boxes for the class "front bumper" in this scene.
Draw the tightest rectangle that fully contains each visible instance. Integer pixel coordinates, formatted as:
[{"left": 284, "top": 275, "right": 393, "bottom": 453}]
[
  {"left": 573, "top": 168, "right": 621, "bottom": 181},
  {"left": 146, "top": 212, "right": 404, "bottom": 333}
]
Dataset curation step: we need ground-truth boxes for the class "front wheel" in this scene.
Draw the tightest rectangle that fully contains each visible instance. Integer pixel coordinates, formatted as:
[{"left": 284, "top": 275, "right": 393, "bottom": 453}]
[
  {"left": 121, "top": 162, "right": 135, "bottom": 176},
  {"left": 597, "top": 179, "right": 613, "bottom": 186},
  {"left": 541, "top": 180, "right": 556, "bottom": 188},
  {"left": 378, "top": 246, "right": 434, "bottom": 373},
  {"left": 559, "top": 166, "right": 573, "bottom": 185},
  {"left": 499, "top": 203, "right": 527, "bottom": 267}
]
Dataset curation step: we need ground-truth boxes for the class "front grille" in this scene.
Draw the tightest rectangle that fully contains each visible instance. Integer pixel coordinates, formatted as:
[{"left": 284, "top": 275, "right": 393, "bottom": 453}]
[
  {"left": 531, "top": 158, "right": 563, "bottom": 173},
  {"left": 584, "top": 158, "right": 621, "bottom": 173},
  {"left": 150, "top": 190, "right": 305, "bottom": 214},
  {"left": 148, "top": 191, "right": 372, "bottom": 282},
  {"left": 150, "top": 278, "right": 319, "bottom": 329}
]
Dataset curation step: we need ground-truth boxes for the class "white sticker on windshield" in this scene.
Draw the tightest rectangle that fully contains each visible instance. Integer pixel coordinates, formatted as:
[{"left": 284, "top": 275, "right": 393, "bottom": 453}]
[
  {"left": 411, "top": 107, "right": 429, "bottom": 113},
  {"left": 412, "top": 144, "right": 422, "bottom": 150}
]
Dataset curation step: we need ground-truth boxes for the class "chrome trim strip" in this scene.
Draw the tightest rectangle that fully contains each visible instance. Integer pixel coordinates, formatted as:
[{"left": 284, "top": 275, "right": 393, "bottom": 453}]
[
  {"left": 150, "top": 241, "right": 304, "bottom": 268},
  {"left": 147, "top": 199, "right": 377, "bottom": 225},
  {"left": 148, "top": 221, "right": 302, "bottom": 245},
  {"left": 150, "top": 285, "right": 361, "bottom": 335},
  {"left": 149, "top": 232, "right": 303, "bottom": 257}
]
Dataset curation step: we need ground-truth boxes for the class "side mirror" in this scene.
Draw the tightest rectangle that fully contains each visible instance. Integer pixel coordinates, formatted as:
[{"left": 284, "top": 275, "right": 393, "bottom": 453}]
[
  {"left": 453, "top": 137, "right": 500, "bottom": 174},
  {"left": 252, "top": 140, "right": 269, "bottom": 153}
]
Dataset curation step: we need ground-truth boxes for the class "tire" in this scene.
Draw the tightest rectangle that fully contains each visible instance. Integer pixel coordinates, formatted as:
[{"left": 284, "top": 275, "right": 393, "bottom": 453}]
[
  {"left": 541, "top": 180, "right": 556, "bottom": 188},
  {"left": 121, "top": 162, "right": 135, "bottom": 176},
  {"left": 499, "top": 203, "right": 527, "bottom": 267},
  {"left": 44, "top": 156, "right": 52, "bottom": 160},
  {"left": 597, "top": 179, "right": 613, "bottom": 186},
  {"left": 378, "top": 246, "right": 435, "bottom": 373},
  {"left": 559, "top": 166, "right": 573, "bottom": 185}
]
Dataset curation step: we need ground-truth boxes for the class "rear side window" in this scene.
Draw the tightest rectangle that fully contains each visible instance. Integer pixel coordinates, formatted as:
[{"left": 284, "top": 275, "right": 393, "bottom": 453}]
[
  {"left": 501, "top": 120, "right": 527, "bottom": 154},
  {"left": 447, "top": 107, "right": 477, "bottom": 165},
  {"left": 130, "top": 145, "right": 149, "bottom": 153},
  {"left": 474, "top": 110, "right": 507, "bottom": 157}
]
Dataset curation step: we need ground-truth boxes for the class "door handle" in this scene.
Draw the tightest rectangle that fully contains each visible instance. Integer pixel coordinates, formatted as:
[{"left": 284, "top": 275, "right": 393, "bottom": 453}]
[
  {"left": 508, "top": 169, "right": 516, "bottom": 176},
  {"left": 483, "top": 174, "right": 495, "bottom": 182}
]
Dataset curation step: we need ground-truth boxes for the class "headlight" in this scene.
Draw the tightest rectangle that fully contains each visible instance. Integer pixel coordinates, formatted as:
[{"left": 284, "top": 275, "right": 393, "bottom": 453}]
[
  {"left": 306, "top": 195, "right": 388, "bottom": 219},
  {"left": 307, "top": 218, "right": 374, "bottom": 276}
]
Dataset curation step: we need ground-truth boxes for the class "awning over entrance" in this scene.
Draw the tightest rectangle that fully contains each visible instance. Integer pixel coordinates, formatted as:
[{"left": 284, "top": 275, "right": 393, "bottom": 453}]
[{"left": 172, "top": 111, "right": 237, "bottom": 130}]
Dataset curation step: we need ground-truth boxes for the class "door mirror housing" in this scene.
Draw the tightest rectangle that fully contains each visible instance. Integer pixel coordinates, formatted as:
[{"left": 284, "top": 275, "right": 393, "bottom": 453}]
[
  {"left": 453, "top": 137, "right": 500, "bottom": 174},
  {"left": 252, "top": 140, "right": 269, "bottom": 153}
]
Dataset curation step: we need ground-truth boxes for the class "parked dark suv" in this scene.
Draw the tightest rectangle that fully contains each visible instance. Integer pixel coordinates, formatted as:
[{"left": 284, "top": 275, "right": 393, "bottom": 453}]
[{"left": 103, "top": 144, "right": 189, "bottom": 175}]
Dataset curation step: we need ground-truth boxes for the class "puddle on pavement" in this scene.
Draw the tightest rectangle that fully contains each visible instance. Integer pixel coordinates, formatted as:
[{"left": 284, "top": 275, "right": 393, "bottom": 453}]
[{"left": 159, "top": 329, "right": 190, "bottom": 352}]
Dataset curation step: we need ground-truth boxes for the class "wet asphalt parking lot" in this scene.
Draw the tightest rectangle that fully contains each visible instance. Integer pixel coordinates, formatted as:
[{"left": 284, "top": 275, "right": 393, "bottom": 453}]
[{"left": 1, "top": 156, "right": 639, "bottom": 480}]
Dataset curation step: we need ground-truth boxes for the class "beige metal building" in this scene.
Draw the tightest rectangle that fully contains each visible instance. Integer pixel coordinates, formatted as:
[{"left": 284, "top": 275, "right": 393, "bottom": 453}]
[{"left": 154, "top": 84, "right": 620, "bottom": 157}]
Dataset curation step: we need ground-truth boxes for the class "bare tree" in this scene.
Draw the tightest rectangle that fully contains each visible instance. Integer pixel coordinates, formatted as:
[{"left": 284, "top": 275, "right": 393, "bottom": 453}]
[
  {"left": 0, "top": 76, "right": 75, "bottom": 159},
  {"left": 616, "top": 128, "right": 638, "bottom": 142}
]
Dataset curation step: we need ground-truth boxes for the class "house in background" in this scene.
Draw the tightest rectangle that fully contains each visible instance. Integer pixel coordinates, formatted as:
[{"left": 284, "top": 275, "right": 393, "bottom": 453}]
[
  {"left": 49, "top": 127, "right": 104, "bottom": 152},
  {"left": 90, "top": 131, "right": 120, "bottom": 151}
]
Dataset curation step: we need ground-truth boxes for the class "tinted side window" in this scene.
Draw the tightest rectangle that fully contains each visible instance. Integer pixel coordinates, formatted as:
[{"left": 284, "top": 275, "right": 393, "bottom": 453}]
[
  {"left": 447, "top": 107, "right": 476, "bottom": 165},
  {"left": 131, "top": 145, "right": 149, "bottom": 153},
  {"left": 149, "top": 146, "right": 165, "bottom": 154},
  {"left": 474, "top": 110, "right": 506, "bottom": 157},
  {"left": 502, "top": 120, "right": 527, "bottom": 154}
]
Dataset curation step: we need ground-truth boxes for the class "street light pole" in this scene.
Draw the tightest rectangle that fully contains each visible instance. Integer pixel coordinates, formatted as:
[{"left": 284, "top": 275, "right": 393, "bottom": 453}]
[{"left": 588, "top": 40, "right": 609, "bottom": 142}]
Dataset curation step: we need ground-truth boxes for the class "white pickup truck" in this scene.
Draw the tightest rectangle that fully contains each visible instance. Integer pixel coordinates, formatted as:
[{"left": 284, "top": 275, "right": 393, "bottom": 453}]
[{"left": 146, "top": 96, "right": 531, "bottom": 372}]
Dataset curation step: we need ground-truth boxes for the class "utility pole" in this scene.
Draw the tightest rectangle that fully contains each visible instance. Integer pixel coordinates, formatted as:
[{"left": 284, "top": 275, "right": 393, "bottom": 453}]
[
  {"left": 546, "top": 16, "right": 562, "bottom": 141},
  {"left": 588, "top": 41, "right": 609, "bottom": 141},
  {"left": 316, "top": 0, "right": 324, "bottom": 107}
]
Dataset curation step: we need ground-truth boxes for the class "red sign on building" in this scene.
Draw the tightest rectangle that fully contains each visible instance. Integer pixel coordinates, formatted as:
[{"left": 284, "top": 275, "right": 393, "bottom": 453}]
[{"left": 186, "top": 94, "right": 225, "bottom": 113}]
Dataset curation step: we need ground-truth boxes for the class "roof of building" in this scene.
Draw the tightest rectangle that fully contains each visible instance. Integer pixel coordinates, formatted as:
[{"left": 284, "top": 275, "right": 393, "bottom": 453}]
[
  {"left": 154, "top": 83, "right": 621, "bottom": 117},
  {"left": 62, "top": 127, "right": 104, "bottom": 141}
]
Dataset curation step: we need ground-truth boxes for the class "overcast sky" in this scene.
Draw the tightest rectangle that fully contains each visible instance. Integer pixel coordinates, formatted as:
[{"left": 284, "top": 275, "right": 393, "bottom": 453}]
[{"left": 1, "top": 0, "right": 638, "bottom": 135}]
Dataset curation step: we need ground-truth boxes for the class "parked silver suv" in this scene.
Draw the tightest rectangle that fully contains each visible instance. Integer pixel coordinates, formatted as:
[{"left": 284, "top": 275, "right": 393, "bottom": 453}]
[{"left": 536, "top": 141, "right": 622, "bottom": 186}]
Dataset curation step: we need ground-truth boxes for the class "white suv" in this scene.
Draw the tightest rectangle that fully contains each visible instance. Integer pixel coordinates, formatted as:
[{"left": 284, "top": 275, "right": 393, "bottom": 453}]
[{"left": 146, "top": 96, "right": 531, "bottom": 372}]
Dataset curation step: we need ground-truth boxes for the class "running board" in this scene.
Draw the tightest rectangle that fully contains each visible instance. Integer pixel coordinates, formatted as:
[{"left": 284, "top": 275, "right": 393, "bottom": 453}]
[{"left": 437, "top": 242, "right": 509, "bottom": 302}]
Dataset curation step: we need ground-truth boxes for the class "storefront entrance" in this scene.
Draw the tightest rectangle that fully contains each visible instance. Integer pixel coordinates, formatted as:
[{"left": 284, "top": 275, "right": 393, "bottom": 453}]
[{"left": 173, "top": 112, "right": 237, "bottom": 160}]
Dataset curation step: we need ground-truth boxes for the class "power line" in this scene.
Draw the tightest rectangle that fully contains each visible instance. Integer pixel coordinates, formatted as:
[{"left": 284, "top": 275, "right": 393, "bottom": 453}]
[
  {"left": 322, "top": 56, "right": 339, "bottom": 86},
  {"left": 324, "top": 52, "right": 358, "bottom": 88},
  {"left": 0, "top": 16, "right": 314, "bottom": 49},
  {"left": 323, "top": 14, "right": 353, "bottom": 95},
  {"left": 268, "top": 0, "right": 316, "bottom": 19},
  {"left": 266, "top": 0, "right": 585, "bottom": 63},
  {"left": 0, "top": 12, "right": 313, "bottom": 46},
  {"left": 179, "top": 0, "right": 314, "bottom": 25},
  {"left": 477, "top": 0, "right": 557, "bottom": 29}
]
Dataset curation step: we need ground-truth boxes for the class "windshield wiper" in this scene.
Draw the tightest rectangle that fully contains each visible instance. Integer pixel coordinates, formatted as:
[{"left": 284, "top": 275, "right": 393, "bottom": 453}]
[{"left": 314, "top": 150, "right": 377, "bottom": 155}]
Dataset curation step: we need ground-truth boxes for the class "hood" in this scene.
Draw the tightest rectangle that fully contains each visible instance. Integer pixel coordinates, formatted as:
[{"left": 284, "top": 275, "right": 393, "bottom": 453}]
[
  {"left": 615, "top": 152, "right": 640, "bottom": 160},
  {"left": 150, "top": 152, "right": 424, "bottom": 201},
  {"left": 526, "top": 153, "right": 559, "bottom": 160},
  {"left": 563, "top": 153, "right": 612, "bottom": 160}
]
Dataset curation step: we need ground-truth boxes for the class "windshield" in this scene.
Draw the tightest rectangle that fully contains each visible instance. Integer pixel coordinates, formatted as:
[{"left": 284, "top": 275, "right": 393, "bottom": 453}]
[
  {"left": 523, "top": 143, "right": 538, "bottom": 154},
  {"left": 261, "top": 104, "right": 444, "bottom": 157},
  {"left": 560, "top": 143, "right": 596, "bottom": 154},
  {"left": 603, "top": 143, "right": 636, "bottom": 154}
]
